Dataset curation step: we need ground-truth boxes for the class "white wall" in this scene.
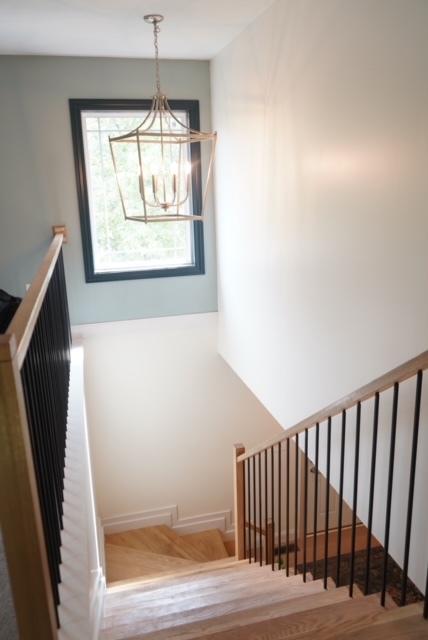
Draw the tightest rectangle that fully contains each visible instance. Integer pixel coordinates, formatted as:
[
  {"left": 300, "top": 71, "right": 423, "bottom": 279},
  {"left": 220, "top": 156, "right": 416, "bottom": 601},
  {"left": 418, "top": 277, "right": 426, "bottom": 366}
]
[
  {"left": 73, "top": 313, "right": 282, "bottom": 527},
  {"left": 211, "top": 0, "right": 428, "bottom": 590}
]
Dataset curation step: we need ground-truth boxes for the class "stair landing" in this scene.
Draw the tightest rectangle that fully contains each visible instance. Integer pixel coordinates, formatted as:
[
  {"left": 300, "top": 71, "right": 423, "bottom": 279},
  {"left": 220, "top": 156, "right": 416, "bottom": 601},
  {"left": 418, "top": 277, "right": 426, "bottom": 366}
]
[{"left": 105, "top": 526, "right": 230, "bottom": 584}]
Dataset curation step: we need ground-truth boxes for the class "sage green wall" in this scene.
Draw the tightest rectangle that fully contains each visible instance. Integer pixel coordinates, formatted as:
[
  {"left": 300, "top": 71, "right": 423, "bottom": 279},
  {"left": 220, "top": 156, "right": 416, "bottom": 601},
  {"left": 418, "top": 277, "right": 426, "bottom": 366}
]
[{"left": 0, "top": 56, "right": 217, "bottom": 324}]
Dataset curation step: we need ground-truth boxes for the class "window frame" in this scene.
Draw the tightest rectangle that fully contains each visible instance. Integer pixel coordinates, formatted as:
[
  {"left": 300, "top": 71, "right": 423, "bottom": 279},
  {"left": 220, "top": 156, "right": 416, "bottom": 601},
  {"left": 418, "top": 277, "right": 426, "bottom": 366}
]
[{"left": 69, "top": 98, "right": 205, "bottom": 283}]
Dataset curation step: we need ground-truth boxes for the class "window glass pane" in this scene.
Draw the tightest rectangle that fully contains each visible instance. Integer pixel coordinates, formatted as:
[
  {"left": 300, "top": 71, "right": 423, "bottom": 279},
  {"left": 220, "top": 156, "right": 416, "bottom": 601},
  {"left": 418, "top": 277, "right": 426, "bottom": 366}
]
[{"left": 81, "top": 110, "right": 193, "bottom": 274}]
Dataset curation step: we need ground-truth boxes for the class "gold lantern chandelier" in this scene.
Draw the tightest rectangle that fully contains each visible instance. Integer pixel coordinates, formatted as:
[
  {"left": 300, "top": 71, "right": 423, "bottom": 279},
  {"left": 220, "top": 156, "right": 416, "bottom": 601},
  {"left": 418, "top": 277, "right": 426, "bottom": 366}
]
[{"left": 109, "top": 14, "right": 217, "bottom": 223}]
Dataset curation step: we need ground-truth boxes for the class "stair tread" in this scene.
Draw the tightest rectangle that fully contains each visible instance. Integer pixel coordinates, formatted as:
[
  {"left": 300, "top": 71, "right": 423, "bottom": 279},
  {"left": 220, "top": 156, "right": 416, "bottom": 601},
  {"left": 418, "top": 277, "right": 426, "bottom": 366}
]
[
  {"left": 340, "top": 603, "right": 425, "bottom": 639},
  {"left": 104, "top": 565, "right": 301, "bottom": 611},
  {"left": 103, "top": 584, "right": 354, "bottom": 640},
  {"left": 106, "top": 558, "right": 270, "bottom": 594},
  {"left": 101, "top": 575, "right": 327, "bottom": 638},
  {"left": 105, "top": 566, "right": 304, "bottom": 610},
  {"left": 176, "top": 593, "right": 389, "bottom": 640},
  {"left": 104, "top": 570, "right": 314, "bottom": 618},
  {"left": 105, "top": 544, "right": 196, "bottom": 583},
  {"left": 179, "top": 530, "right": 229, "bottom": 561},
  {"left": 106, "top": 526, "right": 212, "bottom": 563}
]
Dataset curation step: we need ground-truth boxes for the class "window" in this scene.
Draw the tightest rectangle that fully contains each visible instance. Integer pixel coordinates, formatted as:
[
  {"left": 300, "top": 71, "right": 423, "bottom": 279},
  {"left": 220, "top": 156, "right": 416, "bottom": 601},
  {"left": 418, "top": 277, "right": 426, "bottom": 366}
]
[{"left": 70, "top": 99, "right": 205, "bottom": 282}]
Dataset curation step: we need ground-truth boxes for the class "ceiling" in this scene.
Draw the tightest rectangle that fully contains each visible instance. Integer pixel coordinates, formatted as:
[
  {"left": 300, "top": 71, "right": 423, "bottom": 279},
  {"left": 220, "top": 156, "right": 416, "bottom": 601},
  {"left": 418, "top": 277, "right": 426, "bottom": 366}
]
[{"left": 0, "top": 0, "right": 275, "bottom": 60}]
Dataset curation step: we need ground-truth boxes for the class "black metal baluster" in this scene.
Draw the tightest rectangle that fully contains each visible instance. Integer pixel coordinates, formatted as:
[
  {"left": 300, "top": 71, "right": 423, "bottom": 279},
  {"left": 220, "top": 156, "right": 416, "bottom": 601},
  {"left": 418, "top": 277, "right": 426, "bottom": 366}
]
[
  {"left": 381, "top": 383, "right": 399, "bottom": 607},
  {"left": 278, "top": 442, "right": 282, "bottom": 571},
  {"left": 294, "top": 433, "right": 299, "bottom": 575},
  {"left": 243, "top": 459, "right": 247, "bottom": 561},
  {"left": 303, "top": 429, "right": 308, "bottom": 582},
  {"left": 400, "top": 371, "right": 423, "bottom": 606},
  {"left": 38, "top": 304, "right": 64, "bottom": 524},
  {"left": 286, "top": 437, "right": 290, "bottom": 576},
  {"left": 271, "top": 446, "right": 275, "bottom": 570},
  {"left": 324, "top": 418, "right": 332, "bottom": 589},
  {"left": 25, "top": 326, "right": 62, "bottom": 549},
  {"left": 258, "top": 453, "right": 262, "bottom": 566},
  {"left": 31, "top": 316, "right": 62, "bottom": 554},
  {"left": 248, "top": 457, "right": 252, "bottom": 563},
  {"left": 424, "top": 567, "right": 428, "bottom": 619},
  {"left": 19, "top": 257, "right": 72, "bottom": 623},
  {"left": 22, "top": 349, "right": 61, "bottom": 602},
  {"left": 253, "top": 455, "right": 256, "bottom": 563},
  {"left": 313, "top": 423, "right": 320, "bottom": 579},
  {"left": 336, "top": 410, "right": 346, "bottom": 586},
  {"left": 349, "top": 402, "right": 361, "bottom": 597},
  {"left": 264, "top": 449, "right": 268, "bottom": 564},
  {"left": 365, "top": 392, "right": 379, "bottom": 595}
]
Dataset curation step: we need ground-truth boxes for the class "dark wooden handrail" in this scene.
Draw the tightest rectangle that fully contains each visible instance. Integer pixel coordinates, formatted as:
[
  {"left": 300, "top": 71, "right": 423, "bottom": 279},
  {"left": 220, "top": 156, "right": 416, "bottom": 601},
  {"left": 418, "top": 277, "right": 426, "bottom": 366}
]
[{"left": 238, "top": 350, "right": 428, "bottom": 462}]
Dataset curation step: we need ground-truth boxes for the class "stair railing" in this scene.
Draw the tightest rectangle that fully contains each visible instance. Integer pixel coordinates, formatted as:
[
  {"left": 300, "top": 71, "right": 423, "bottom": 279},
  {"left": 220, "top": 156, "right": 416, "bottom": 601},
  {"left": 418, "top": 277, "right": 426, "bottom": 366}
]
[
  {"left": 234, "top": 350, "right": 428, "bottom": 618},
  {"left": 0, "top": 226, "right": 71, "bottom": 639}
]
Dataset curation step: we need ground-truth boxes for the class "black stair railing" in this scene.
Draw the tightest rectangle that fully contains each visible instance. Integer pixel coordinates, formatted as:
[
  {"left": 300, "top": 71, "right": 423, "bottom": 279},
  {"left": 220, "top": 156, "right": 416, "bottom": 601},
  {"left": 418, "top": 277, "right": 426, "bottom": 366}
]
[
  {"left": 21, "top": 249, "right": 71, "bottom": 613},
  {"left": 234, "top": 351, "right": 428, "bottom": 620},
  {"left": 0, "top": 227, "right": 71, "bottom": 639}
]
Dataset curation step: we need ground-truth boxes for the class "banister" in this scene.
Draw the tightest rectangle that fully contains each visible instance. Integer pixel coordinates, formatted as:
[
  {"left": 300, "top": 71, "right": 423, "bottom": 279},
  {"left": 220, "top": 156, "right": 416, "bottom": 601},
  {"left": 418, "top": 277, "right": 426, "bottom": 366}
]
[
  {"left": 0, "top": 226, "right": 67, "bottom": 369},
  {"left": 238, "top": 349, "right": 428, "bottom": 462},
  {"left": 0, "top": 225, "right": 70, "bottom": 639}
]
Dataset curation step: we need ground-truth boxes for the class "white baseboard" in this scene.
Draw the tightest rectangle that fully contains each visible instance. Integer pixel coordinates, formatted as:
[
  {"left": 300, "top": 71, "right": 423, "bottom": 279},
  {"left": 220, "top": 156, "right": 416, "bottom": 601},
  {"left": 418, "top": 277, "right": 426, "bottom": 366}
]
[{"left": 102, "top": 505, "right": 235, "bottom": 539}]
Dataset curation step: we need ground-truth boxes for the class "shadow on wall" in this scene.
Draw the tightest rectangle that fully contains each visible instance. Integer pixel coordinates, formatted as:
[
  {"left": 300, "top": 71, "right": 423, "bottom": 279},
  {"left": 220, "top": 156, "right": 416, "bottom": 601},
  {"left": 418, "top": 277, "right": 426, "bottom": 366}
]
[{"left": 0, "top": 528, "right": 19, "bottom": 639}]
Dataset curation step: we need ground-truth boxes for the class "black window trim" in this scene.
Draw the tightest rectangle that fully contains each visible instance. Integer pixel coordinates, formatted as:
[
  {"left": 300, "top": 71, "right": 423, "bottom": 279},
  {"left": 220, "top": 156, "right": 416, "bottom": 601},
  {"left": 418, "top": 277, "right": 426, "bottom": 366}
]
[{"left": 69, "top": 98, "right": 205, "bottom": 283}]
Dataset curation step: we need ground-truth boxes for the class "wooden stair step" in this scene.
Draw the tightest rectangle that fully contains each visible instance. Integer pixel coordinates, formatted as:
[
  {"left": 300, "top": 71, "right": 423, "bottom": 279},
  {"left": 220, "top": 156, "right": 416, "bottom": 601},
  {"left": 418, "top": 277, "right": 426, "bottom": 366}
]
[
  {"left": 106, "top": 562, "right": 290, "bottom": 611},
  {"left": 179, "top": 530, "right": 229, "bottom": 561},
  {"left": 341, "top": 603, "right": 426, "bottom": 639},
  {"left": 106, "top": 559, "right": 276, "bottom": 597},
  {"left": 104, "top": 568, "right": 307, "bottom": 618},
  {"left": 105, "top": 544, "right": 196, "bottom": 583},
  {"left": 105, "top": 526, "right": 211, "bottom": 563},
  {"left": 101, "top": 575, "right": 327, "bottom": 639},
  {"left": 117, "top": 585, "right": 354, "bottom": 640},
  {"left": 186, "top": 593, "right": 387, "bottom": 640}
]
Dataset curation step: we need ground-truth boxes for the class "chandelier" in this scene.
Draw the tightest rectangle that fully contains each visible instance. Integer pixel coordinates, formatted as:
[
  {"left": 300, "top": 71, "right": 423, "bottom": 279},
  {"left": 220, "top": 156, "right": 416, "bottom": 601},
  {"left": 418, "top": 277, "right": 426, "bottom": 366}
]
[{"left": 109, "top": 14, "right": 217, "bottom": 223}]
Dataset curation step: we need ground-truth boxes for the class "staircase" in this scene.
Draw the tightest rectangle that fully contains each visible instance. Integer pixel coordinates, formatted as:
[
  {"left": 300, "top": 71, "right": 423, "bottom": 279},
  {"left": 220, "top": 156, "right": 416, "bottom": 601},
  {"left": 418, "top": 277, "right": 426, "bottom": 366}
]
[
  {"left": 101, "top": 351, "right": 428, "bottom": 639},
  {"left": 100, "top": 525, "right": 425, "bottom": 639}
]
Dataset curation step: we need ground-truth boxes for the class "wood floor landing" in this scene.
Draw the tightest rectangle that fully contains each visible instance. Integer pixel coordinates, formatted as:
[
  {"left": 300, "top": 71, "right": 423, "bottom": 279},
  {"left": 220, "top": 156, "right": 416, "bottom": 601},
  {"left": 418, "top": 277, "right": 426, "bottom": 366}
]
[{"left": 105, "top": 526, "right": 231, "bottom": 584}]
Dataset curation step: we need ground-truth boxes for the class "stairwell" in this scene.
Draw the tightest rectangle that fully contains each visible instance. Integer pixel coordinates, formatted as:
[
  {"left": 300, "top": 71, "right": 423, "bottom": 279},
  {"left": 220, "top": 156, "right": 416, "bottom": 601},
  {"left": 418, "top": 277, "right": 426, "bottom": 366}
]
[
  {"left": 99, "top": 351, "right": 428, "bottom": 639},
  {"left": 2, "top": 230, "right": 427, "bottom": 640}
]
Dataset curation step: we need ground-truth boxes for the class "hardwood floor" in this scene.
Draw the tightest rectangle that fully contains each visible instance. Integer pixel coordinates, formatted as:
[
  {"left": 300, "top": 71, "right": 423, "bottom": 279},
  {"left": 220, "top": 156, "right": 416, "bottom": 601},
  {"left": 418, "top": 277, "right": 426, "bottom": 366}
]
[{"left": 105, "top": 526, "right": 231, "bottom": 584}]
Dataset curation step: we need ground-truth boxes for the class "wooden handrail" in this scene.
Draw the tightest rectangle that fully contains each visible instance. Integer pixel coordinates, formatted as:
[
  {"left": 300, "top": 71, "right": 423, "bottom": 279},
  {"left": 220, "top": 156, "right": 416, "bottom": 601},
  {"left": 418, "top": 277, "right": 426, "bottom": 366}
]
[
  {"left": 238, "top": 350, "right": 428, "bottom": 462},
  {"left": 0, "top": 226, "right": 66, "bottom": 369}
]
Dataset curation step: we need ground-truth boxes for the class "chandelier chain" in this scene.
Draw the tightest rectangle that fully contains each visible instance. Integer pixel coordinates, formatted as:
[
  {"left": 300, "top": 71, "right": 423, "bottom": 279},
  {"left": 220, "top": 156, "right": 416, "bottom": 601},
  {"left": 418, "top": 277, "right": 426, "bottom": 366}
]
[{"left": 152, "top": 20, "right": 162, "bottom": 95}]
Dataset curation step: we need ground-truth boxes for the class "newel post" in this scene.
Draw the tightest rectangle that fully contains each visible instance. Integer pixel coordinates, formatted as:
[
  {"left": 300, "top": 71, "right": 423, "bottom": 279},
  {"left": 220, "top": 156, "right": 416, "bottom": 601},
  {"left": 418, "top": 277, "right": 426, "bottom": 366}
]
[{"left": 233, "top": 443, "right": 246, "bottom": 560}]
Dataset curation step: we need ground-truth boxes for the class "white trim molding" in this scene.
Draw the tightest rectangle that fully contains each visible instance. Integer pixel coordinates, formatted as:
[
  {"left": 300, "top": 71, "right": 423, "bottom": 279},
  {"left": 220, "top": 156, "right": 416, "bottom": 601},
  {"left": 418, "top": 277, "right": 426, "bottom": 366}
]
[{"left": 102, "top": 505, "right": 235, "bottom": 540}]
